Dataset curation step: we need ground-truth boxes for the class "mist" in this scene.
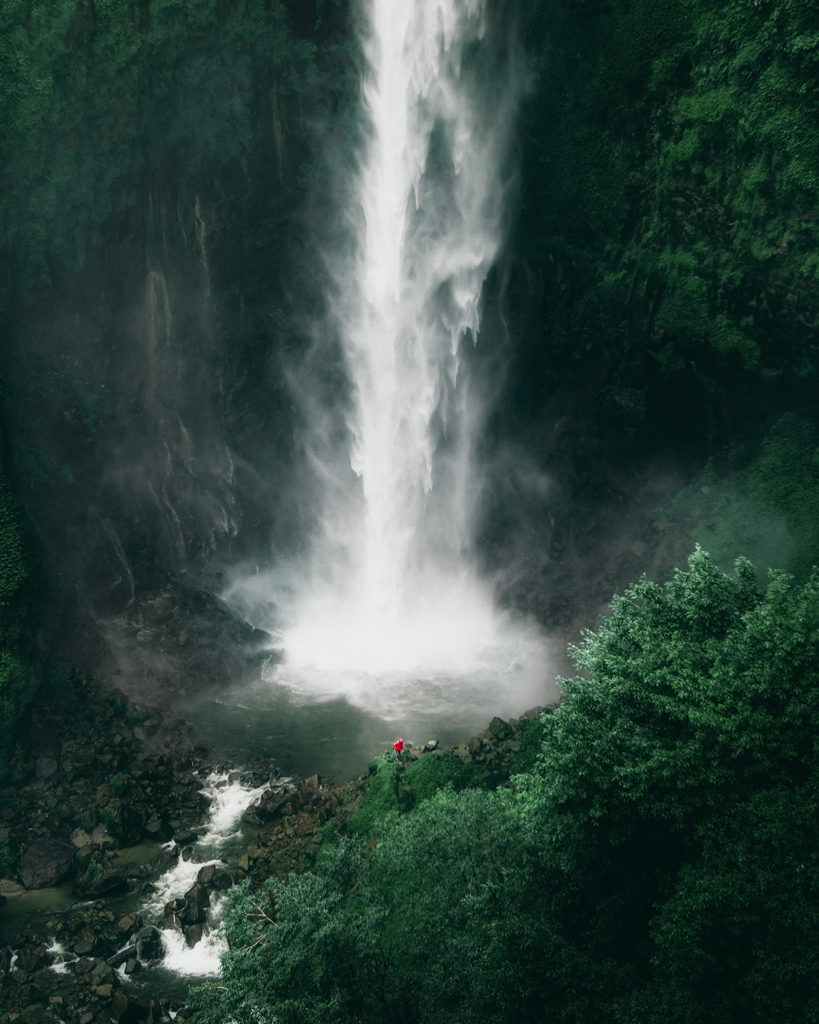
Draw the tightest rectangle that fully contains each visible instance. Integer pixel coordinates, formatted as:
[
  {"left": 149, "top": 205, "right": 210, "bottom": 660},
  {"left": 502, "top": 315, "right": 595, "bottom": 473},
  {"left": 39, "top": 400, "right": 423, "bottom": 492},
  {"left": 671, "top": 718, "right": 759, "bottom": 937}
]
[{"left": 199, "top": 0, "right": 565, "bottom": 751}]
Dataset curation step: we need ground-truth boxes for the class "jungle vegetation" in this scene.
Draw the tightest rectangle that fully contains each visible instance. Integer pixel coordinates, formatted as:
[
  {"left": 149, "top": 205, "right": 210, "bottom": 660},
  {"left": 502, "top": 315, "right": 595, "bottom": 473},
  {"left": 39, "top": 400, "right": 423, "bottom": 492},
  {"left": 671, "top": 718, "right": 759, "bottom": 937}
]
[
  {"left": 0, "top": 0, "right": 817, "bottom": 1016},
  {"left": 190, "top": 550, "right": 819, "bottom": 1023}
]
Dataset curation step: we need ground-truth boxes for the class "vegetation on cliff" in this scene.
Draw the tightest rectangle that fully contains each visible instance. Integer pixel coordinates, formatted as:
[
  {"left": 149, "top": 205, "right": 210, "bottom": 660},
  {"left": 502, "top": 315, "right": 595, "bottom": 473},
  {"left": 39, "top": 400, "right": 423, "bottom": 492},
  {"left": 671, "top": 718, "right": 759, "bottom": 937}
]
[
  {"left": 509, "top": 0, "right": 818, "bottom": 462},
  {"left": 0, "top": 419, "right": 38, "bottom": 782},
  {"left": 0, "top": 0, "right": 817, "bottom": 1015}
]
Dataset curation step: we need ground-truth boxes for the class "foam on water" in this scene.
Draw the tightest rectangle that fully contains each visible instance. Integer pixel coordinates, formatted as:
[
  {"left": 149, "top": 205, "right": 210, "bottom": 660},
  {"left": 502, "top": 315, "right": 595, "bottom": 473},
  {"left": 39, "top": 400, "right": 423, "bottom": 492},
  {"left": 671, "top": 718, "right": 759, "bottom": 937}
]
[{"left": 144, "top": 772, "right": 269, "bottom": 977}]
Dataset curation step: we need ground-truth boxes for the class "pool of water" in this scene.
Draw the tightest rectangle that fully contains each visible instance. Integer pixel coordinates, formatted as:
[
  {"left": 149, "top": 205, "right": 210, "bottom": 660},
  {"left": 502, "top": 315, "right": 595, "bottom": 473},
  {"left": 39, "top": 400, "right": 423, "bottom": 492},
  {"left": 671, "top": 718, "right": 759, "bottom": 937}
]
[{"left": 179, "top": 640, "right": 563, "bottom": 783}]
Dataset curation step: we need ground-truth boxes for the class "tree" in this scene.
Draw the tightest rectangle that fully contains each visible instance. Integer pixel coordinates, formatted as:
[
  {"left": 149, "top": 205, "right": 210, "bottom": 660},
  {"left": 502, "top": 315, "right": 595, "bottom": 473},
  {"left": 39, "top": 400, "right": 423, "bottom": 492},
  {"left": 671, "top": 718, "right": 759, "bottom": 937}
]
[{"left": 516, "top": 547, "right": 819, "bottom": 1022}]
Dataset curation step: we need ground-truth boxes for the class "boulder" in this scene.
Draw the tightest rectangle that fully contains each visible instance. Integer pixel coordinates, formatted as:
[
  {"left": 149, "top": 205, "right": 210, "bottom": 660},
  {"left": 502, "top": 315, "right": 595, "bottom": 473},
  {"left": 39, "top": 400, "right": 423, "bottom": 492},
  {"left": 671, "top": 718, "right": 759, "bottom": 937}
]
[
  {"left": 72, "top": 929, "right": 97, "bottom": 956},
  {"left": 134, "top": 925, "right": 164, "bottom": 962},
  {"left": 19, "top": 836, "right": 75, "bottom": 889},
  {"left": 14, "top": 945, "right": 46, "bottom": 972},
  {"left": 250, "top": 784, "right": 297, "bottom": 822},
  {"left": 485, "top": 716, "right": 513, "bottom": 741},
  {"left": 196, "top": 863, "right": 232, "bottom": 889},
  {"left": 107, "top": 944, "right": 138, "bottom": 968},
  {"left": 180, "top": 883, "right": 210, "bottom": 924}
]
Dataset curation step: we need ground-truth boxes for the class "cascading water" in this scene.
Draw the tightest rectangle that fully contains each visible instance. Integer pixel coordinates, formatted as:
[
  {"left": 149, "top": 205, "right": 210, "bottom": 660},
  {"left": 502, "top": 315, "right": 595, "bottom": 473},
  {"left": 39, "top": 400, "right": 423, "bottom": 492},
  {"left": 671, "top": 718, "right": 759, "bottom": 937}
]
[
  {"left": 211, "top": 0, "right": 558, "bottom": 773},
  {"left": 284, "top": 0, "right": 513, "bottom": 672}
]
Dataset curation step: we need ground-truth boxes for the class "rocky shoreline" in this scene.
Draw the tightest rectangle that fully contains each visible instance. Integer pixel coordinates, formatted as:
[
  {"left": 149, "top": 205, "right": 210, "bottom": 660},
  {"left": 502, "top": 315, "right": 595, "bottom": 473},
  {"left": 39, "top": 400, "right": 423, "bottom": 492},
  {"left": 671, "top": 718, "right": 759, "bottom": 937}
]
[{"left": 1, "top": 672, "right": 550, "bottom": 1023}]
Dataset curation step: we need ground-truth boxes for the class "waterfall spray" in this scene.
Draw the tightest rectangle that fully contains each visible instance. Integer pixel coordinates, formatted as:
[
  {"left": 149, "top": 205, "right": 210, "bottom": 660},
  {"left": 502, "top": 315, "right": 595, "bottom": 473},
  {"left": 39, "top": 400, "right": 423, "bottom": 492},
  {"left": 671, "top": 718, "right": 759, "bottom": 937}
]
[{"left": 220, "top": 0, "right": 556, "bottom": 739}]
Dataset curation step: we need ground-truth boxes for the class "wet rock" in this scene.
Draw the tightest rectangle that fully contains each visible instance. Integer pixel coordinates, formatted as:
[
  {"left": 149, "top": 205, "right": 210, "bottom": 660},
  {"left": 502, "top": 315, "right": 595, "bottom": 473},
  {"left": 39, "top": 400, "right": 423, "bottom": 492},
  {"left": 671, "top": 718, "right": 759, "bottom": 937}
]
[
  {"left": 72, "top": 929, "right": 97, "bottom": 955},
  {"left": 180, "top": 883, "right": 211, "bottom": 924},
  {"left": 14, "top": 945, "right": 46, "bottom": 972},
  {"left": 106, "top": 943, "right": 137, "bottom": 968},
  {"left": 484, "top": 716, "right": 513, "bottom": 741},
  {"left": 35, "top": 756, "right": 58, "bottom": 780},
  {"left": 73, "top": 856, "right": 130, "bottom": 898},
  {"left": 111, "top": 993, "right": 158, "bottom": 1024},
  {"left": 134, "top": 925, "right": 164, "bottom": 962},
  {"left": 196, "top": 863, "right": 232, "bottom": 889},
  {"left": 143, "top": 816, "right": 171, "bottom": 840},
  {"left": 115, "top": 912, "right": 142, "bottom": 937},
  {"left": 19, "top": 835, "right": 75, "bottom": 889},
  {"left": 249, "top": 784, "right": 296, "bottom": 822}
]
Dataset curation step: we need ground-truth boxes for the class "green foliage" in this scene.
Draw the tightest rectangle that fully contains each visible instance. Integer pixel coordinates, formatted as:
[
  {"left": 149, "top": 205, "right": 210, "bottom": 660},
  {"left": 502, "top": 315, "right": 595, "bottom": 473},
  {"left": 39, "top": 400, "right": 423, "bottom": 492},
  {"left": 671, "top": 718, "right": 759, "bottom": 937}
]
[
  {"left": 515, "top": 547, "right": 819, "bottom": 1021},
  {"left": 0, "top": 427, "right": 36, "bottom": 783},
  {"left": 513, "top": 0, "right": 819, "bottom": 454},
  {"left": 0, "top": 0, "right": 322, "bottom": 297},
  {"left": 745, "top": 413, "right": 819, "bottom": 572},
  {"left": 191, "top": 552, "right": 819, "bottom": 1023},
  {"left": 0, "top": 448, "right": 26, "bottom": 607},
  {"left": 0, "top": 650, "right": 39, "bottom": 781},
  {"left": 401, "top": 751, "right": 482, "bottom": 804},
  {"left": 348, "top": 752, "right": 484, "bottom": 835},
  {"left": 664, "top": 414, "right": 819, "bottom": 577},
  {"left": 346, "top": 755, "right": 405, "bottom": 835}
]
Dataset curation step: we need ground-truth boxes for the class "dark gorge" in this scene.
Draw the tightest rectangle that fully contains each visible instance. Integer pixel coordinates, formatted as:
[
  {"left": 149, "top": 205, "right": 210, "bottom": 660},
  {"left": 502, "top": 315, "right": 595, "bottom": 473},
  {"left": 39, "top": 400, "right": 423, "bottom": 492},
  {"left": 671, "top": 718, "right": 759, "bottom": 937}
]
[{"left": 1, "top": 1, "right": 818, "bottom": 1021}]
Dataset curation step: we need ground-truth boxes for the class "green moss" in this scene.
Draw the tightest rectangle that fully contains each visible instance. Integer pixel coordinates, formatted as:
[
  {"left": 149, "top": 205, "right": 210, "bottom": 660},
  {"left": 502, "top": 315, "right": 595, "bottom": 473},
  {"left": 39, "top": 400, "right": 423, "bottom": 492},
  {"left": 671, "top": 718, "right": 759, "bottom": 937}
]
[
  {"left": 347, "top": 756, "right": 405, "bottom": 836},
  {"left": 744, "top": 414, "right": 819, "bottom": 575},
  {"left": 664, "top": 415, "right": 819, "bottom": 579},
  {"left": 0, "top": 651, "right": 40, "bottom": 781},
  {"left": 348, "top": 752, "right": 486, "bottom": 837},
  {"left": 0, "top": 467, "right": 26, "bottom": 608},
  {"left": 402, "top": 753, "right": 482, "bottom": 805}
]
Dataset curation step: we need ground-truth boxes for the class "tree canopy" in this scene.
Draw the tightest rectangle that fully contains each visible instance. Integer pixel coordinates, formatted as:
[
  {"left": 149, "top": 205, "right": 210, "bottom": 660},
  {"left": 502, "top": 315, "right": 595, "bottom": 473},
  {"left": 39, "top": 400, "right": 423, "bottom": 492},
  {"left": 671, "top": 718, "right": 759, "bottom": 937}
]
[{"left": 189, "top": 549, "right": 819, "bottom": 1023}]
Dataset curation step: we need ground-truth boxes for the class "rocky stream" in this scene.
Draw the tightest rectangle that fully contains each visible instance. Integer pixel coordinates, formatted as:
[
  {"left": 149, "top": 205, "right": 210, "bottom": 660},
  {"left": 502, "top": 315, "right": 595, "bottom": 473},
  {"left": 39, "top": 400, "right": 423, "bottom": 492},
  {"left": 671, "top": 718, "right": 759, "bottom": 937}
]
[{"left": 0, "top": 672, "right": 543, "bottom": 1023}]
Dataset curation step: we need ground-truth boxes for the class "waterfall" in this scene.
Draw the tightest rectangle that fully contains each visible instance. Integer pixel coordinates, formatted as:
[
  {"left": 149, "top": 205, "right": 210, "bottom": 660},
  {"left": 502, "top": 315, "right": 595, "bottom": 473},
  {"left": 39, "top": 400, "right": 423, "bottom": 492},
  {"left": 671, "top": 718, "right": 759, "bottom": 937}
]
[
  {"left": 221, "top": 0, "right": 556, "bottom": 733},
  {"left": 285, "top": 0, "right": 518, "bottom": 669}
]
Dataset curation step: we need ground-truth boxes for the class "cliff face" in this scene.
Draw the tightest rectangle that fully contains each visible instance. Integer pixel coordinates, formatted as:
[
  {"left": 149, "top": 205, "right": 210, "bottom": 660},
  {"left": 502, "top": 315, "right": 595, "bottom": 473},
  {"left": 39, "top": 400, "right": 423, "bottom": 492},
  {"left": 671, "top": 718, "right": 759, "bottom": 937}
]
[{"left": 1, "top": 0, "right": 817, "bottom": 700}]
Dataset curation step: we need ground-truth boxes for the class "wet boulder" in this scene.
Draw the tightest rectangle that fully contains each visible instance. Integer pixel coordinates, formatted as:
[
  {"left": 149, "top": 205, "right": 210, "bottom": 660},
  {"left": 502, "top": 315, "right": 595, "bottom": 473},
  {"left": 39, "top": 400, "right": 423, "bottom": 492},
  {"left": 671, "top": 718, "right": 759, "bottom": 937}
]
[
  {"left": 196, "top": 863, "right": 233, "bottom": 890},
  {"left": 134, "top": 925, "right": 164, "bottom": 962},
  {"left": 19, "top": 835, "right": 75, "bottom": 889},
  {"left": 244, "top": 782, "right": 297, "bottom": 824},
  {"left": 179, "top": 882, "right": 211, "bottom": 924}
]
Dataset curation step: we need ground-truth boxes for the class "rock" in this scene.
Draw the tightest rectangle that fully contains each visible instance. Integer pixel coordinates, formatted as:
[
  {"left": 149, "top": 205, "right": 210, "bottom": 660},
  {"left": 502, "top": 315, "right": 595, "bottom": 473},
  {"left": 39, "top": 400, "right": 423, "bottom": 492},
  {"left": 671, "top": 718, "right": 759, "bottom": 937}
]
[
  {"left": 180, "top": 883, "right": 210, "bottom": 924},
  {"left": 252, "top": 784, "right": 296, "bottom": 821},
  {"left": 14, "top": 945, "right": 46, "bottom": 972},
  {"left": 73, "top": 857, "right": 130, "bottom": 898},
  {"left": 35, "top": 756, "right": 58, "bottom": 780},
  {"left": 19, "top": 836, "right": 75, "bottom": 889},
  {"left": 143, "top": 816, "right": 171, "bottom": 839},
  {"left": 183, "top": 923, "right": 203, "bottom": 946},
  {"left": 72, "top": 929, "right": 96, "bottom": 956},
  {"left": 485, "top": 716, "right": 513, "bottom": 741},
  {"left": 71, "top": 827, "right": 94, "bottom": 848},
  {"left": 196, "top": 863, "right": 232, "bottom": 889},
  {"left": 134, "top": 926, "right": 164, "bottom": 962},
  {"left": 107, "top": 944, "right": 137, "bottom": 968},
  {"left": 116, "top": 913, "right": 142, "bottom": 936},
  {"left": 0, "top": 877, "right": 25, "bottom": 898}
]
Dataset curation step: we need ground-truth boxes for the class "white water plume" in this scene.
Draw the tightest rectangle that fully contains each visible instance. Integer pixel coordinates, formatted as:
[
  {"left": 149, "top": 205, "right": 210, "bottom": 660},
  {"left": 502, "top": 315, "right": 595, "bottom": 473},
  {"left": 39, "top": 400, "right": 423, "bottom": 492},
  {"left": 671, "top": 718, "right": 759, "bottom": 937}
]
[
  {"left": 226, "top": 0, "right": 555, "bottom": 718},
  {"left": 144, "top": 773, "right": 268, "bottom": 977}
]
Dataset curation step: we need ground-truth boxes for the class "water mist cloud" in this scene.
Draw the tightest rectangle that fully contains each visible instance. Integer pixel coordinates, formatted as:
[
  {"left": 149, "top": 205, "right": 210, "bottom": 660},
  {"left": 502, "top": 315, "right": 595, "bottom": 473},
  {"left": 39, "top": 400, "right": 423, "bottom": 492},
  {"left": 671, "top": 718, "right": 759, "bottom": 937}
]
[{"left": 221, "top": 0, "right": 557, "bottom": 730}]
